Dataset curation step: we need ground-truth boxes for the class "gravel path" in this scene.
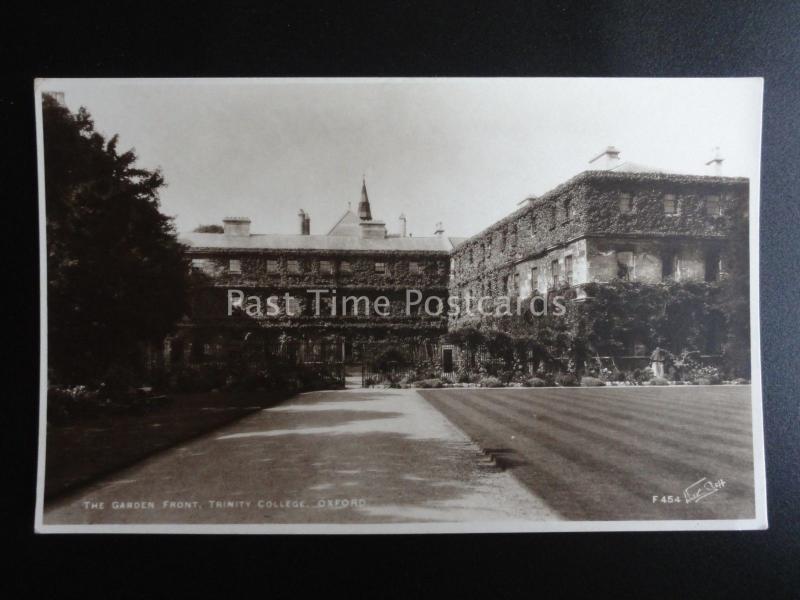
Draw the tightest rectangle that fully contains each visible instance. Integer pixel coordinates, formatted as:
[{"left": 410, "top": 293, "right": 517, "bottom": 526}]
[{"left": 44, "top": 387, "right": 558, "bottom": 527}]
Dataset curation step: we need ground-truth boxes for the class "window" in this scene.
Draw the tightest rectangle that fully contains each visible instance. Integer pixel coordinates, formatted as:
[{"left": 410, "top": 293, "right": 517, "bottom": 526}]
[
  {"left": 409, "top": 261, "right": 421, "bottom": 275},
  {"left": 375, "top": 262, "right": 386, "bottom": 274},
  {"left": 564, "top": 255, "right": 574, "bottom": 286},
  {"left": 662, "top": 252, "right": 676, "bottom": 280},
  {"left": 619, "top": 193, "right": 632, "bottom": 214},
  {"left": 705, "top": 250, "right": 721, "bottom": 282},
  {"left": 530, "top": 215, "right": 537, "bottom": 236},
  {"left": 500, "top": 228, "right": 507, "bottom": 251},
  {"left": 530, "top": 267, "right": 538, "bottom": 293},
  {"left": 287, "top": 260, "right": 301, "bottom": 274},
  {"left": 339, "top": 260, "right": 352, "bottom": 274},
  {"left": 229, "top": 259, "right": 241, "bottom": 273},
  {"left": 191, "top": 258, "right": 209, "bottom": 273},
  {"left": 705, "top": 195, "right": 721, "bottom": 216},
  {"left": 468, "top": 247, "right": 474, "bottom": 264},
  {"left": 664, "top": 194, "right": 678, "bottom": 215},
  {"left": 266, "top": 259, "right": 279, "bottom": 273},
  {"left": 550, "top": 204, "right": 557, "bottom": 229},
  {"left": 550, "top": 259, "right": 560, "bottom": 288},
  {"left": 513, "top": 272, "right": 520, "bottom": 293},
  {"left": 319, "top": 260, "right": 332, "bottom": 275},
  {"left": 564, "top": 198, "right": 573, "bottom": 221},
  {"left": 617, "top": 251, "right": 633, "bottom": 281}
]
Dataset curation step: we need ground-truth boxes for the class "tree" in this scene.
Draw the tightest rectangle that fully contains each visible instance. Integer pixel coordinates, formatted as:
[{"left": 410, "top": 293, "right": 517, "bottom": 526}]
[
  {"left": 43, "top": 94, "right": 190, "bottom": 383},
  {"left": 193, "top": 224, "right": 224, "bottom": 233}
]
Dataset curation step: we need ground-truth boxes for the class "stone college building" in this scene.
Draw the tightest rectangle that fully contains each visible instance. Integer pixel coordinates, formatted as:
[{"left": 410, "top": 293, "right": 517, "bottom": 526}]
[{"left": 169, "top": 147, "right": 748, "bottom": 372}]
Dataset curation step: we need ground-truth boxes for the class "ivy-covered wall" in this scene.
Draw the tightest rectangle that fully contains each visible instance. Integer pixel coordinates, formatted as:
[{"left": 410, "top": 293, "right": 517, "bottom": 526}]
[
  {"left": 182, "top": 249, "right": 451, "bottom": 358},
  {"left": 190, "top": 250, "right": 449, "bottom": 290},
  {"left": 450, "top": 171, "right": 748, "bottom": 298}
]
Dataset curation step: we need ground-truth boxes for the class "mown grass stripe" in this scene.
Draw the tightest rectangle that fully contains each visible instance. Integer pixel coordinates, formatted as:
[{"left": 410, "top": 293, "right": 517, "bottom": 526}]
[{"left": 432, "top": 393, "right": 733, "bottom": 520}]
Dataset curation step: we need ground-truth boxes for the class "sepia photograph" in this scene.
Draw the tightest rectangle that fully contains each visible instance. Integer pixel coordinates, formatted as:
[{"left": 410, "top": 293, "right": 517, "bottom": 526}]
[{"left": 34, "top": 78, "right": 766, "bottom": 533}]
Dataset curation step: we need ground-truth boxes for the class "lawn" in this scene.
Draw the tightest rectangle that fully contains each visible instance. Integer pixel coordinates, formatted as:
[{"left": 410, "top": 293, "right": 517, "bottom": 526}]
[
  {"left": 44, "top": 390, "right": 289, "bottom": 500},
  {"left": 420, "top": 385, "right": 755, "bottom": 521}
]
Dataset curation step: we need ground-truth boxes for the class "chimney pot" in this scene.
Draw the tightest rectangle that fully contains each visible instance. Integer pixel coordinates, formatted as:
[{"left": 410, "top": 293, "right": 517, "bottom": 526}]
[
  {"left": 298, "top": 209, "right": 309, "bottom": 235},
  {"left": 705, "top": 147, "right": 724, "bottom": 176},
  {"left": 589, "top": 145, "right": 622, "bottom": 170}
]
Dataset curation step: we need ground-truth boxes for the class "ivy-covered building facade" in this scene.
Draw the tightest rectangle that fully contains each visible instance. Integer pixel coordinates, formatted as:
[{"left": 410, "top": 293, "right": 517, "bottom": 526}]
[
  {"left": 167, "top": 148, "right": 750, "bottom": 381},
  {"left": 448, "top": 147, "right": 750, "bottom": 376},
  {"left": 170, "top": 180, "right": 463, "bottom": 369}
]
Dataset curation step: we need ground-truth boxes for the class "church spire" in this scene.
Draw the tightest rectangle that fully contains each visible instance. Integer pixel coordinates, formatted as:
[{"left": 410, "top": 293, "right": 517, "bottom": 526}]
[{"left": 358, "top": 175, "right": 372, "bottom": 221}]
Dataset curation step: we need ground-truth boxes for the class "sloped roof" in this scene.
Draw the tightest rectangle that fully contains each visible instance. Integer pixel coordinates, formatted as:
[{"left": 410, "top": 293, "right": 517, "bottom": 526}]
[
  {"left": 326, "top": 209, "right": 361, "bottom": 236},
  {"left": 180, "top": 231, "right": 459, "bottom": 253},
  {"left": 607, "top": 161, "right": 673, "bottom": 174}
]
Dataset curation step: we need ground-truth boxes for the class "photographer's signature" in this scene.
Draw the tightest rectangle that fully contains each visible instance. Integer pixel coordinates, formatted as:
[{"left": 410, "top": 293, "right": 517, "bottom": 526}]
[{"left": 683, "top": 477, "right": 726, "bottom": 503}]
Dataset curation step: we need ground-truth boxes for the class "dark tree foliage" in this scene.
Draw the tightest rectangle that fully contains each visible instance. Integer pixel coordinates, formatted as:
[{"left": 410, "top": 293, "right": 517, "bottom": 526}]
[
  {"left": 43, "top": 94, "right": 190, "bottom": 383},
  {"left": 193, "top": 224, "right": 224, "bottom": 233}
]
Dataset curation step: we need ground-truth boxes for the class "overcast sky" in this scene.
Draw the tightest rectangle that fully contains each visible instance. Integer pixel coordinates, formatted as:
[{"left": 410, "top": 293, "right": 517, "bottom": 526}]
[{"left": 39, "top": 78, "right": 762, "bottom": 239}]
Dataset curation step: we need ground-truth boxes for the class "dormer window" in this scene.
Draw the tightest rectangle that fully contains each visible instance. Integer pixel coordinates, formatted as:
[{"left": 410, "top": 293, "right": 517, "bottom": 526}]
[
  {"left": 319, "top": 260, "right": 332, "bottom": 275},
  {"left": 266, "top": 259, "right": 279, "bottom": 274},
  {"left": 409, "top": 261, "right": 421, "bottom": 274},
  {"left": 229, "top": 259, "right": 241, "bottom": 273},
  {"left": 287, "top": 260, "right": 301, "bottom": 274},
  {"left": 375, "top": 262, "right": 386, "bottom": 274}
]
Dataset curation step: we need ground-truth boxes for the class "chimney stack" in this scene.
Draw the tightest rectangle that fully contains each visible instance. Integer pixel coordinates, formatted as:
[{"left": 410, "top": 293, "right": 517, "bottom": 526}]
[
  {"left": 589, "top": 145, "right": 622, "bottom": 170},
  {"left": 705, "top": 147, "right": 724, "bottom": 176},
  {"left": 434, "top": 221, "right": 444, "bottom": 236},
  {"left": 223, "top": 217, "right": 251, "bottom": 237},
  {"left": 399, "top": 213, "right": 407, "bottom": 237},
  {"left": 298, "top": 209, "right": 310, "bottom": 235}
]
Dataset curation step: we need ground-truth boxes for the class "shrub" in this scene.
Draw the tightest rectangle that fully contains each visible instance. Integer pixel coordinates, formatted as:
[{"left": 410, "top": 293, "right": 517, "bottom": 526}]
[
  {"left": 101, "top": 364, "right": 139, "bottom": 396},
  {"left": 497, "top": 369, "right": 515, "bottom": 384},
  {"left": 694, "top": 377, "right": 712, "bottom": 386},
  {"left": 732, "top": 377, "right": 750, "bottom": 385},
  {"left": 171, "top": 365, "right": 228, "bottom": 393},
  {"left": 580, "top": 376, "right": 605, "bottom": 387},
  {"left": 47, "top": 385, "right": 103, "bottom": 422},
  {"left": 524, "top": 377, "right": 548, "bottom": 387},
  {"left": 413, "top": 379, "right": 444, "bottom": 388},
  {"left": 649, "top": 377, "right": 670, "bottom": 386},
  {"left": 457, "top": 371, "right": 476, "bottom": 384},
  {"left": 478, "top": 376, "right": 503, "bottom": 388},
  {"left": 555, "top": 373, "right": 578, "bottom": 387}
]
